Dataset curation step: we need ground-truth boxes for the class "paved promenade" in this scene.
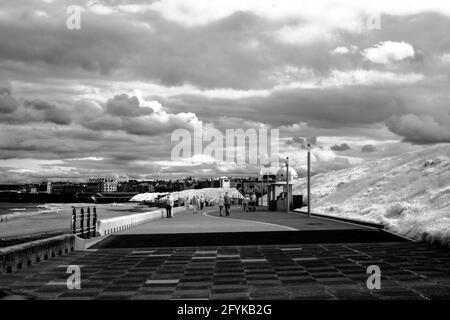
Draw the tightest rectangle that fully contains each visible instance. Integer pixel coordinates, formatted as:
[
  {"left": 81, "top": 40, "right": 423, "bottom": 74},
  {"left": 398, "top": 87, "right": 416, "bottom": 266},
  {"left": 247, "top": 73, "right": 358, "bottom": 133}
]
[{"left": 1, "top": 207, "right": 449, "bottom": 300}]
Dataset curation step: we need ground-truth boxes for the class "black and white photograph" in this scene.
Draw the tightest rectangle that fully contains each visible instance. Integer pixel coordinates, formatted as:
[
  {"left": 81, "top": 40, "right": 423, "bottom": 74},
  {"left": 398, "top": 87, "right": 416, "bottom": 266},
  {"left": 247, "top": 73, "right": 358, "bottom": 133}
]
[{"left": 0, "top": 0, "right": 449, "bottom": 311}]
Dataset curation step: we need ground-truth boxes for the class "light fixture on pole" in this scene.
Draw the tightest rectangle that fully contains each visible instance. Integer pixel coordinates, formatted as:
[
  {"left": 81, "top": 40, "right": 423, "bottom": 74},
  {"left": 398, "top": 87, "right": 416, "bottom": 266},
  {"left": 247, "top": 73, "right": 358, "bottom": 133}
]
[{"left": 307, "top": 143, "right": 311, "bottom": 218}]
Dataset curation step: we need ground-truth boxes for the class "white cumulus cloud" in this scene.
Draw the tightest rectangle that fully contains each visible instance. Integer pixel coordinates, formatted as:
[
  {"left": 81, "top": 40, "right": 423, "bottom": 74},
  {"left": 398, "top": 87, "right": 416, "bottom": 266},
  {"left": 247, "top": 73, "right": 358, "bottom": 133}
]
[{"left": 362, "top": 41, "right": 415, "bottom": 65}]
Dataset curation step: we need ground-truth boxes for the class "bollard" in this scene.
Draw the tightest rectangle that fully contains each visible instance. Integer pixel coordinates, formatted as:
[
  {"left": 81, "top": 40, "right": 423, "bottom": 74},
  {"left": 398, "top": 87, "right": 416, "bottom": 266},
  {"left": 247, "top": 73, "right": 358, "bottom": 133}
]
[
  {"left": 93, "top": 207, "right": 97, "bottom": 237},
  {"left": 72, "top": 207, "right": 76, "bottom": 234},
  {"left": 86, "top": 207, "right": 91, "bottom": 239},
  {"left": 80, "top": 208, "right": 85, "bottom": 239}
]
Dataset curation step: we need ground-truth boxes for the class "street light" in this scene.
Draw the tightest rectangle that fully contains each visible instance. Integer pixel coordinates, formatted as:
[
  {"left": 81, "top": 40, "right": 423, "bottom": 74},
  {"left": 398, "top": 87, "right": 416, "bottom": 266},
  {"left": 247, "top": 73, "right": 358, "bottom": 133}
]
[
  {"left": 307, "top": 143, "right": 311, "bottom": 218},
  {"left": 286, "top": 156, "right": 289, "bottom": 213}
]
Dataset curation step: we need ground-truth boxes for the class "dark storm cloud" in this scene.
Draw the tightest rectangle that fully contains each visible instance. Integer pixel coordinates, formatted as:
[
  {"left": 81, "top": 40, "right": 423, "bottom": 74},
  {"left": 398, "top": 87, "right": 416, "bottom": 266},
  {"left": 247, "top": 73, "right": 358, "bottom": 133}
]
[
  {"left": 0, "top": 87, "right": 19, "bottom": 113},
  {"left": 105, "top": 94, "right": 152, "bottom": 117},
  {"left": 0, "top": 123, "right": 173, "bottom": 165},
  {"left": 330, "top": 143, "right": 351, "bottom": 151},
  {"left": 161, "top": 87, "right": 402, "bottom": 128},
  {"left": 24, "top": 100, "right": 73, "bottom": 125},
  {"left": 0, "top": 89, "right": 74, "bottom": 125},
  {"left": 156, "top": 83, "right": 450, "bottom": 143}
]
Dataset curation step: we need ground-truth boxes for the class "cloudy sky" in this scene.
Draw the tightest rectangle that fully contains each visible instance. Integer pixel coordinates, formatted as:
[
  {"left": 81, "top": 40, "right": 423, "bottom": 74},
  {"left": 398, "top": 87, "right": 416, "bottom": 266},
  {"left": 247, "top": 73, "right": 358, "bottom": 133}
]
[{"left": 0, "top": 0, "right": 450, "bottom": 182}]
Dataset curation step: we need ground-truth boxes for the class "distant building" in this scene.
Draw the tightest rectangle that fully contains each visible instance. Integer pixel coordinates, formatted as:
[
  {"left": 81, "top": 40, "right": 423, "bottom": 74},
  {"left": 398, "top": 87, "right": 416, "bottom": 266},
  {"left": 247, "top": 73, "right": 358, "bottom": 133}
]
[
  {"left": 47, "top": 181, "right": 84, "bottom": 194},
  {"left": 86, "top": 178, "right": 117, "bottom": 193},
  {"left": 0, "top": 184, "right": 24, "bottom": 192},
  {"left": 220, "top": 176, "right": 230, "bottom": 188},
  {"left": 118, "top": 180, "right": 154, "bottom": 193}
]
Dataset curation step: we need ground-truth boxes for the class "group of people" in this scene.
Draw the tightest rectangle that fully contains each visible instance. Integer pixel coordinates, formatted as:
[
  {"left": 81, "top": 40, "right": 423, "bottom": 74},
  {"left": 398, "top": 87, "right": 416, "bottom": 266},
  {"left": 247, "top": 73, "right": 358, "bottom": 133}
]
[
  {"left": 165, "top": 193, "right": 212, "bottom": 218},
  {"left": 242, "top": 193, "right": 257, "bottom": 212},
  {"left": 164, "top": 191, "right": 257, "bottom": 219},
  {"left": 184, "top": 194, "right": 209, "bottom": 214},
  {"left": 217, "top": 192, "right": 232, "bottom": 216}
]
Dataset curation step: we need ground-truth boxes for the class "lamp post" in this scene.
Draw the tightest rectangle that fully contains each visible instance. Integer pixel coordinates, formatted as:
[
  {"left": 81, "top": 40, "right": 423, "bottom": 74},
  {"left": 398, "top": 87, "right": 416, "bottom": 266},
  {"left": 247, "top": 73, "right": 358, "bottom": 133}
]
[
  {"left": 307, "top": 144, "right": 311, "bottom": 218},
  {"left": 286, "top": 156, "right": 289, "bottom": 213}
]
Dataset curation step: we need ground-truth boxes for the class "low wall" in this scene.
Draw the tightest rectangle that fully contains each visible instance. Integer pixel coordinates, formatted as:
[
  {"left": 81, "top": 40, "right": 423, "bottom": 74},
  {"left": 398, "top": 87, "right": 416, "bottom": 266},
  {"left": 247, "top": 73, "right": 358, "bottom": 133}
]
[
  {"left": 96, "top": 206, "right": 185, "bottom": 236},
  {"left": 0, "top": 208, "right": 186, "bottom": 274},
  {"left": 0, "top": 234, "right": 77, "bottom": 275}
]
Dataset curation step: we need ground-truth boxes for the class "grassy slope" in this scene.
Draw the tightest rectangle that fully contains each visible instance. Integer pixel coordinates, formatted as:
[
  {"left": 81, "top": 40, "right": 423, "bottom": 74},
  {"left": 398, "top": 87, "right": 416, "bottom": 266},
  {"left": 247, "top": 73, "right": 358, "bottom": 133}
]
[{"left": 293, "top": 144, "right": 450, "bottom": 244}]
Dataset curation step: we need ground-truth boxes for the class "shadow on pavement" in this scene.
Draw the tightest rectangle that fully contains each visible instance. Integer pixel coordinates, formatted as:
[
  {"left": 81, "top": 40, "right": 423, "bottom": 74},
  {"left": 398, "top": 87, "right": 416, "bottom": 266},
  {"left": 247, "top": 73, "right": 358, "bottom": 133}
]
[{"left": 92, "top": 229, "right": 409, "bottom": 249}]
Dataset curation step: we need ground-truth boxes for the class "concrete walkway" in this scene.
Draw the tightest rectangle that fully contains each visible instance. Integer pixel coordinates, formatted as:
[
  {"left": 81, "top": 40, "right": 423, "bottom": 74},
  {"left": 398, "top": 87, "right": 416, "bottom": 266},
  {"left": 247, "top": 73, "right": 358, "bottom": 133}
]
[
  {"left": 114, "top": 206, "right": 370, "bottom": 235},
  {"left": 1, "top": 206, "right": 449, "bottom": 300},
  {"left": 116, "top": 207, "right": 296, "bottom": 234}
]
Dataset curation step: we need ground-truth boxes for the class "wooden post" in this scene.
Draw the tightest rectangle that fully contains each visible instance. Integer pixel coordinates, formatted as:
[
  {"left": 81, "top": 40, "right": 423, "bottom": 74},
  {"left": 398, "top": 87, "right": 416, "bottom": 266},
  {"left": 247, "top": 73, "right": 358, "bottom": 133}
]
[
  {"left": 72, "top": 207, "right": 76, "bottom": 234},
  {"left": 80, "top": 208, "right": 84, "bottom": 238},
  {"left": 286, "top": 157, "right": 289, "bottom": 213}
]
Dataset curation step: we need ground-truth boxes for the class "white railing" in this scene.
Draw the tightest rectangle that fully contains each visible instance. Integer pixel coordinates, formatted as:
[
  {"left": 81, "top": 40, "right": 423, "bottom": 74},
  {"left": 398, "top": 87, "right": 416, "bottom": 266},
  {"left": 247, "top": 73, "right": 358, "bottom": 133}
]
[{"left": 96, "top": 207, "right": 185, "bottom": 236}]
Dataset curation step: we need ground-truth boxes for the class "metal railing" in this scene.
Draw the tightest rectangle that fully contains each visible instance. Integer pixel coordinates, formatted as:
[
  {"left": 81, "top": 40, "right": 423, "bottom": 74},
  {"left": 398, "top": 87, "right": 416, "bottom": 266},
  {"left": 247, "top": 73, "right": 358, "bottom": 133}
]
[{"left": 71, "top": 207, "right": 97, "bottom": 238}]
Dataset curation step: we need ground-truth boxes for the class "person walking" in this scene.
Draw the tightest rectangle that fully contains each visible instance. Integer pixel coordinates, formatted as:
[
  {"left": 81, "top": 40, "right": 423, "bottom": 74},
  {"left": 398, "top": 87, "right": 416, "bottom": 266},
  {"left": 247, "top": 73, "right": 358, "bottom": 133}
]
[
  {"left": 200, "top": 195, "right": 205, "bottom": 211},
  {"left": 243, "top": 194, "right": 250, "bottom": 212},
  {"left": 166, "top": 194, "right": 174, "bottom": 218},
  {"left": 192, "top": 195, "right": 199, "bottom": 214},
  {"left": 249, "top": 193, "right": 257, "bottom": 212},
  {"left": 224, "top": 192, "right": 231, "bottom": 216},
  {"left": 218, "top": 194, "right": 224, "bottom": 216},
  {"left": 184, "top": 195, "right": 190, "bottom": 213}
]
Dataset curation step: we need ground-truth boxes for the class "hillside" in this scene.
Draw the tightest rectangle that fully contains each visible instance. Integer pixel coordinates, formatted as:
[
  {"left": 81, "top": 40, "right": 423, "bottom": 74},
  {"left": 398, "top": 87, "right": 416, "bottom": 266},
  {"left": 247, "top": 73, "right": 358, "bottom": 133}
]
[{"left": 293, "top": 144, "right": 450, "bottom": 245}]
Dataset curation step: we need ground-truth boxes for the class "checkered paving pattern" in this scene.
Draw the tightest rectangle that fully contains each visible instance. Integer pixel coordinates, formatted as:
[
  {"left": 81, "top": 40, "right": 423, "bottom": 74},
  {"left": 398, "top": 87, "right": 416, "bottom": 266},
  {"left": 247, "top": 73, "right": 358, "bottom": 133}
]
[{"left": 1, "top": 241, "right": 449, "bottom": 300}]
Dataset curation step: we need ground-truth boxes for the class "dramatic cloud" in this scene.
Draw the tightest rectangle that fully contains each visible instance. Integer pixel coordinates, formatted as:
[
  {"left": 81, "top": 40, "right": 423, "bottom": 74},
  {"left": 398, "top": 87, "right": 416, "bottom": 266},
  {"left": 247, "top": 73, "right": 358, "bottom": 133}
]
[
  {"left": 24, "top": 100, "right": 73, "bottom": 125},
  {"left": 387, "top": 114, "right": 450, "bottom": 143},
  {"left": 1, "top": 0, "right": 450, "bottom": 181},
  {"left": 105, "top": 94, "right": 153, "bottom": 117}
]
